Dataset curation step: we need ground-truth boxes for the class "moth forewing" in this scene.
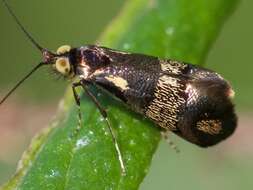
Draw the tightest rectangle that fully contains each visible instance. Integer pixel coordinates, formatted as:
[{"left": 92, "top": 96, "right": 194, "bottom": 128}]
[{"left": 77, "top": 46, "right": 237, "bottom": 147}]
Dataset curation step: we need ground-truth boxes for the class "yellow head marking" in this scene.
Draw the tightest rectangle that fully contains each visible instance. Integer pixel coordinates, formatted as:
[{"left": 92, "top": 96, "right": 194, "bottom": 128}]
[
  {"left": 55, "top": 58, "right": 71, "bottom": 75},
  {"left": 57, "top": 45, "right": 71, "bottom": 55}
]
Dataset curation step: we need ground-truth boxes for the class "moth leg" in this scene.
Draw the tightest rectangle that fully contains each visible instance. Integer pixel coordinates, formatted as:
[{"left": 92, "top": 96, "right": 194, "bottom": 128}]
[
  {"left": 80, "top": 80, "right": 126, "bottom": 175},
  {"left": 161, "top": 130, "right": 180, "bottom": 153},
  {"left": 72, "top": 82, "right": 83, "bottom": 132}
]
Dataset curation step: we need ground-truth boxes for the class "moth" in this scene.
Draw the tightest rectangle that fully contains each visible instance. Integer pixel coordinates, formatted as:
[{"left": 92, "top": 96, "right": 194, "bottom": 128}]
[{"left": 1, "top": 0, "right": 237, "bottom": 173}]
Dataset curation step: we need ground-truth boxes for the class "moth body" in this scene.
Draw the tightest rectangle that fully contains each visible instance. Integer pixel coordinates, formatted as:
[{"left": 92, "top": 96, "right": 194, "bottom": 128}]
[{"left": 62, "top": 45, "right": 237, "bottom": 147}]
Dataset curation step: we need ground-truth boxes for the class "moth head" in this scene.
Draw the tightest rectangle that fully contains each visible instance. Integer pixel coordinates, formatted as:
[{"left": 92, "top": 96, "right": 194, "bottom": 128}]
[{"left": 53, "top": 45, "right": 74, "bottom": 77}]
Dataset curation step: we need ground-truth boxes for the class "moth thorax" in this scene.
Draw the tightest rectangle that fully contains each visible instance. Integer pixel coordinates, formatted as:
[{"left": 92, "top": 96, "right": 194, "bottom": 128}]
[{"left": 74, "top": 63, "right": 90, "bottom": 79}]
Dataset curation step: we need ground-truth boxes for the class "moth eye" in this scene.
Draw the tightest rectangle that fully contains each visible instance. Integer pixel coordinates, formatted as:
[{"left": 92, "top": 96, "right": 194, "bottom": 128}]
[
  {"left": 57, "top": 45, "right": 71, "bottom": 55},
  {"left": 55, "top": 58, "right": 71, "bottom": 75}
]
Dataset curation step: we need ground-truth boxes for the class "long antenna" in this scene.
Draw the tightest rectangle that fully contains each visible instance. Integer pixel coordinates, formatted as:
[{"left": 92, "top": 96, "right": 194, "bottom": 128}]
[
  {"left": 0, "top": 62, "right": 45, "bottom": 105},
  {"left": 2, "top": 0, "right": 44, "bottom": 52}
]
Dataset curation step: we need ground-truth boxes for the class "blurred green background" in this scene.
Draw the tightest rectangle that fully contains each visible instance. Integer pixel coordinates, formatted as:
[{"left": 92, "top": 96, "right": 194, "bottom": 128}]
[{"left": 0, "top": 0, "right": 252, "bottom": 189}]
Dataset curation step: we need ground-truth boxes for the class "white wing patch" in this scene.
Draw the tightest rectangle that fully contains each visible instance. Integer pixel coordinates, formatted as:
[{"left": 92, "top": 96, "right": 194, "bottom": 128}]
[{"left": 105, "top": 75, "right": 129, "bottom": 91}]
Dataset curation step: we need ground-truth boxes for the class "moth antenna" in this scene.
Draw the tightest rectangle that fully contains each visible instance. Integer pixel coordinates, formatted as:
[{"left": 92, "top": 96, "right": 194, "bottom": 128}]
[
  {"left": 0, "top": 62, "right": 45, "bottom": 105},
  {"left": 2, "top": 0, "right": 44, "bottom": 52}
]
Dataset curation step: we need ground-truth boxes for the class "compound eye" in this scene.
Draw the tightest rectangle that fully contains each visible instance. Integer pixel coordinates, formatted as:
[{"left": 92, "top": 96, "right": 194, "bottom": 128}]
[
  {"left": 57, "top": 45, "right": 71, "bottom": 55},
  {"left": 55, "top": 58, "right": 71, "bottom": 75}
]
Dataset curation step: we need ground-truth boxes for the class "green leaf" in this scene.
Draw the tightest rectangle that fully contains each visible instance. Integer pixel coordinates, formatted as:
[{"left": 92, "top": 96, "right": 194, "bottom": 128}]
[{"left": 1, "top": 0, "right": 239, "bottom": 189}]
